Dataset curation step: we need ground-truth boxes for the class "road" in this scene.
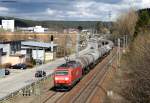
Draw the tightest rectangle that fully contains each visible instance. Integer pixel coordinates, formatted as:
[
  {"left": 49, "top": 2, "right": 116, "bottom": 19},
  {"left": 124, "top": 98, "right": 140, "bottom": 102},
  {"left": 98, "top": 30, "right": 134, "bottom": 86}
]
[{"left": 0, "top": 45, "right": 91, "bottom": 100}]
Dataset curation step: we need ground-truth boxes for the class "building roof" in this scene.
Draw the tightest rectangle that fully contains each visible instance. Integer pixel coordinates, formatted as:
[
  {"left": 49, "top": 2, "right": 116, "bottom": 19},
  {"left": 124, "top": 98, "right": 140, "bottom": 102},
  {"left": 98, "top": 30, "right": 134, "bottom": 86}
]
[
  {"left": 0, "top": 40, "right": 22, "bottom": 44},
  {"left": 21, "top": 41, "right": 57, "bottom": 48},
  {"left": 0, "top": 44, "right": 5, "bottom": 49}
]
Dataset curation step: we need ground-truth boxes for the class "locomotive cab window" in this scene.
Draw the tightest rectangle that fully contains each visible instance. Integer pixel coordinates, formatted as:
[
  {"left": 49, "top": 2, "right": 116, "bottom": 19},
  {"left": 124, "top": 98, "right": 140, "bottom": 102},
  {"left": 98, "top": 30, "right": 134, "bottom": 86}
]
[
  {"left": 59, "top": 63, "right": 73, "bottom": 68},
  {"left": 59, "top": 61, "right": 78, "bottom": 68},
  {"left": 76, "top": 62, "right": 81, "bottom": 67},
  {"left": 55, "top": 70, "right": 68, "bottom": 75}
]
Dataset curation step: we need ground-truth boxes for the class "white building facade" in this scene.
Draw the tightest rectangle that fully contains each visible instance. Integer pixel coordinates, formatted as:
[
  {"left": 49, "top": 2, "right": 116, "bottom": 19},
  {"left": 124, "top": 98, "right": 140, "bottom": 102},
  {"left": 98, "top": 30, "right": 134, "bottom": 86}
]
[
  {"left": 33, "top": 26, "right": 45, "bottom": 33},
  {"left": 18, "top": 25, "right": 47, "bottom": 33},
  {"left": 2, "top": 20, "right": 15, "bottom": 32}
]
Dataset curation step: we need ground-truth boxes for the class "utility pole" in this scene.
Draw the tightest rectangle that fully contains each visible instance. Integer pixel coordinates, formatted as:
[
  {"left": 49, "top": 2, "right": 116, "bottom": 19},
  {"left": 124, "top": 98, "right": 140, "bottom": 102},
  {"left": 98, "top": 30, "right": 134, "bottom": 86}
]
[
  {"left": 117, "top": 38, "right": 122, "bottom": 86},
  {"left": 108, "top": 10, "right": 112, "bottom": 34},
  {"left": 123, "top": 35, "right": 126, "bottom": 53},
  {"left": 117, "top": 38, "right": 121, "bottom": 67},
  {"left": 0, "top": 49, "right": 2, "bottom": 68},
  {"left": 50, "top": 35, "right": 54, "bottom": 52},
  {"left": 36, "top": 47, "right": 38, "bottom": 66},
  {"left": 126, "top": 35, "right": 128, "bottom": 48},
  {"left": 108, "top": 10, "right": 111, "bottom": 21},
  {"left": 76, "top": 26, "right": 82, "bottom": 58},
  {"left": 123, "top": 35, "right": 128, "bottom": 53}
]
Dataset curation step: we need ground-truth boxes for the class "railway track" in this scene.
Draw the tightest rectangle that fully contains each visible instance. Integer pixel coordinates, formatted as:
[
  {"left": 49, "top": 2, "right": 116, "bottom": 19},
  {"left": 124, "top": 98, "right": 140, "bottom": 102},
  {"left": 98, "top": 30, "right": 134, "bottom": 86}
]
[
  {"left": 42, "top": 92, "right": 57, "bottom": 103},
  {"left": 71, "top": 54, "right": 116, "bottom": 103},
  {"left": 86, "top": 56, "right": 117, "bottom": 103},
  {"left": 42, "top": 92, "right": 65, "bottom": 103}
]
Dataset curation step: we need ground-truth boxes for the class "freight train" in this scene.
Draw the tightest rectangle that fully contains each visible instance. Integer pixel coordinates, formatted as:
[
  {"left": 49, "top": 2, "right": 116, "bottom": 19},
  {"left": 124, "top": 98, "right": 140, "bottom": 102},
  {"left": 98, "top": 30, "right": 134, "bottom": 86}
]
[{"left": 53, "top": 38, "right": 114, "bottom": 90}]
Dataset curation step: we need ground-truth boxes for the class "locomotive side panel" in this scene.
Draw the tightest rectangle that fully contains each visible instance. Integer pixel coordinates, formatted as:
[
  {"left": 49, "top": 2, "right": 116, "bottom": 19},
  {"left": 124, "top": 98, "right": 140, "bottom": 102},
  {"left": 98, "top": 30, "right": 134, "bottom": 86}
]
[{"left": 70, "top": 64, "right": 82, "bottom": 85}]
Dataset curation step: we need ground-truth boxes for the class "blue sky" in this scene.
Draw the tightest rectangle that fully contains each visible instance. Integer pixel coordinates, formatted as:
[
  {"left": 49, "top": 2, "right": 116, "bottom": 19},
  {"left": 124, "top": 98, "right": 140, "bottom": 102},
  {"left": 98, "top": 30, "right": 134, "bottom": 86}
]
[{"left": 0, "top": 0, "right": 149, "bottom": 21}]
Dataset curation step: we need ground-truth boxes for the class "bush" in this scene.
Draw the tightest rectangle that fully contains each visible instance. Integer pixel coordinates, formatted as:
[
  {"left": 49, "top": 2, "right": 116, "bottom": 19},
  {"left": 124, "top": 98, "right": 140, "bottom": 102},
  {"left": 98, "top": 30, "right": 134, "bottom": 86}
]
[
  {"left": 2, "top": 63, "right": 12, "bottom": 68},
  {"left": 24, "top": 62, "right": 34, "bottom": 68},
  {"left": 121, "top": 33, "right": 150, "bottom": 103}
]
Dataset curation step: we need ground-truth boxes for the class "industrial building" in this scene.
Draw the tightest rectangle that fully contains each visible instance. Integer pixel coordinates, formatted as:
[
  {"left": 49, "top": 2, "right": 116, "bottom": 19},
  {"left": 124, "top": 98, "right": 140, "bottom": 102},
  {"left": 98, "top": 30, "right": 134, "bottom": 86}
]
[
  {"left": 0, "top": 40, "right": 21, "bottom": 55},
  {"left": 0, "top": 40, "right": 57, "bottom": 65},
  {"left": 21, "top": 41, "right": 57, "bottom": 62},
  {"left": 0, "top": 40, "right": 23, "bottom": 65}
]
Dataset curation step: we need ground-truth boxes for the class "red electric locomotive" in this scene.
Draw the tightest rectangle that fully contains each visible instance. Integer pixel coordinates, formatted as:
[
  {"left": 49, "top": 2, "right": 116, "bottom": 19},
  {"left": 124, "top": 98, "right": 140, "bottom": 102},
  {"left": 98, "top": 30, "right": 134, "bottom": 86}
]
[{"left": 54, "top": 61, "right": 82, "bottom": 90}]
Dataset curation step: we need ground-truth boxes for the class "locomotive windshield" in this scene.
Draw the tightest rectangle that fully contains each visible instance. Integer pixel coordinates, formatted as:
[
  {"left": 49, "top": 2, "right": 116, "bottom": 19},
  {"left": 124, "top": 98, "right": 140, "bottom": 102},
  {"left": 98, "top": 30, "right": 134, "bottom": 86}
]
[
  {"left": 59, "top": 61, "right": 78, "bottom": 68},
  {"left": 59, "top": 63, "right": 72, "bottom": 67},
  {"left": 55, "top": 70, "right": 68, "bottom": 75}
]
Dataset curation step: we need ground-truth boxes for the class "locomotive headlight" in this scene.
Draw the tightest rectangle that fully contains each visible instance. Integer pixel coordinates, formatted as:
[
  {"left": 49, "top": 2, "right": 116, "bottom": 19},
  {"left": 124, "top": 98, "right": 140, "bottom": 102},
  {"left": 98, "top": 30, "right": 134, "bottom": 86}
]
[
  {"left": 55, "top": 77, "right": 59, "bottom": 80},
  {"left": 64, "top": 77, "right": 69, "bottom": 80}
]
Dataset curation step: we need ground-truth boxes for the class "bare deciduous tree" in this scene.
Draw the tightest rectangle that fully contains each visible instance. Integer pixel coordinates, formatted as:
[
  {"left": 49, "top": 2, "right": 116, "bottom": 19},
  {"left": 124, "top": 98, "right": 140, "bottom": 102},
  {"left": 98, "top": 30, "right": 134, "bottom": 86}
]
[{"left": 116, "top": 9, "right": 138, "bottom": 37}]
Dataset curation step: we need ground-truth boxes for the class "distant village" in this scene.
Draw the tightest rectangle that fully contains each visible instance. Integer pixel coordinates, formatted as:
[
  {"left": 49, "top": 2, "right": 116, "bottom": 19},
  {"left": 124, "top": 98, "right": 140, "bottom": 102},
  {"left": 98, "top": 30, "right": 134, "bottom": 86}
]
[{"left": 0, "top": 19, "right": 80, "bottom": 34}]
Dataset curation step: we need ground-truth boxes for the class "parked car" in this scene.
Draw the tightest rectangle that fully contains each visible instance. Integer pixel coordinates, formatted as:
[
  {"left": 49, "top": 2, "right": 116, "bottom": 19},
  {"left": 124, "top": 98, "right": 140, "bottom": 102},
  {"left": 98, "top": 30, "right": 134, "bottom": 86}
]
[
  {"left": 5, "top": 69, "right": 10, "bottom": 75},
  {"left": 11, "top": 63, "right": 27, "bottom": 70},
  {"left": 35, "top": 70, "right": 46, "bottom": 77}
]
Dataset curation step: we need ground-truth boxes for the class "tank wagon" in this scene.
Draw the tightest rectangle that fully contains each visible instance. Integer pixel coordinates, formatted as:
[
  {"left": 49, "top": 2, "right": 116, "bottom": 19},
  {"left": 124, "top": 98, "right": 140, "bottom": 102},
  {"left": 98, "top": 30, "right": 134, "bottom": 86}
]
[{"left": 53, "top": 38, "right": 114, "bottom": 90}]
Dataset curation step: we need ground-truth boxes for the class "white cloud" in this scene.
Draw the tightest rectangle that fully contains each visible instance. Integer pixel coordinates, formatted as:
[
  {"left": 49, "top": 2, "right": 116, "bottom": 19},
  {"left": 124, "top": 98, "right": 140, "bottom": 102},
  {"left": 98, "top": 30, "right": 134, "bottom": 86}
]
[
  {"left": 66, "top": 1, "right": 99, "bottom": 20},
  {"left": 63, "top": 1, "right": 127, "bottom": 21},
  {"left": 75, "top": 1, "right": 94, "bottom": 8},
  {"left": 121, "top": 0, "right": 150, "bottom": 9},
  {"left": 2, "top": 0, "right": 150, "bottom": 21},
  {"left": 0, "top": 6, "right": 9, "bottom": 12},
  {"left": 135, "top": 0, "right": 150, "bottom": 8},
  {"left": 21, "top": 0, "right": 150, "bottom": 21},
  {"left": 67, "top": 0, "right": 150, "bottom": 21},
  {"left": 46, "top": 8, "right": 55, "bottom": 15}
]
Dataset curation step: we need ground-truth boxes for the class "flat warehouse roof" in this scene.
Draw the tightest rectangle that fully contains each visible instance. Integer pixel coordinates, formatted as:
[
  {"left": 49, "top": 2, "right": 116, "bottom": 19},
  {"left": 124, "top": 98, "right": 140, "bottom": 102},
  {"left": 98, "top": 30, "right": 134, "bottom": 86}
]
[
  {"left": 0, "top": 44, "right": 5, "bottom": 49},
  {"left": 21, "top": 41, "right": 57, "bottom": 48}
]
